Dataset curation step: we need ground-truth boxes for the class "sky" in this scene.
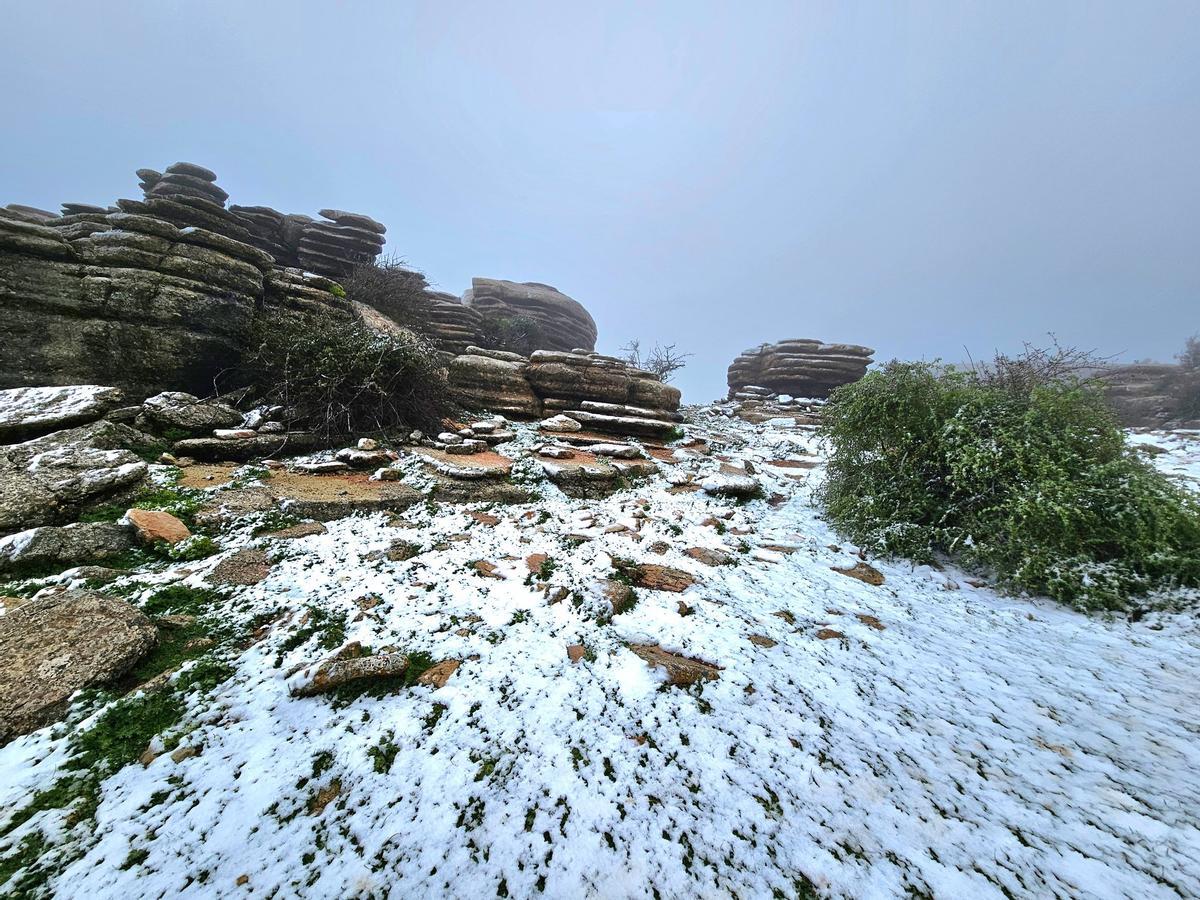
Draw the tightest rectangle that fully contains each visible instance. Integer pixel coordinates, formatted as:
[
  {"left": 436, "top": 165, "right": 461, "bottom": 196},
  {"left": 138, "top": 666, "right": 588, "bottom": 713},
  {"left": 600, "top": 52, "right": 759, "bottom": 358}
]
[{"left": 3, "top": 1, "right": 1198, "bottom": 401}]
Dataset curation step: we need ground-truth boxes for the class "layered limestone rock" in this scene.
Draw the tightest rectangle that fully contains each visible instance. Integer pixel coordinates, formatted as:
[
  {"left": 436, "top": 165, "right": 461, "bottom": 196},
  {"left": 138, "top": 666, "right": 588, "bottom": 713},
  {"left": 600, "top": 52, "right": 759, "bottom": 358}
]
[
  {"left": 727, "top": 339, "right": 874, "bottom": 399},
  {"left": 1, "top": 163, "right": 360, "bottom": 395},
  {"left": 448, "top": 348, "right": 542, "bottom": 418},
  {"left": 297, "top": 210, "right": 387, "bottom": 279},
  {"left": 463, "top": 278, "right": 598, "bottom": 352},
  {"left": 449, "top": 348, "right": 682, "bottom": 438},
  {"left": 423, "top": 291, "right": 484, "bottom": 357}
]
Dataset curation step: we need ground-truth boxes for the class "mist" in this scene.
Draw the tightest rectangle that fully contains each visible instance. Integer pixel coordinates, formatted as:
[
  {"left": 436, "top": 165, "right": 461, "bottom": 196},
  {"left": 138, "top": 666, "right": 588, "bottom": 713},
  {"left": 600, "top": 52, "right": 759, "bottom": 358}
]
[{"left": 3, "top": 0, "right": 1197, "bottom": 400}]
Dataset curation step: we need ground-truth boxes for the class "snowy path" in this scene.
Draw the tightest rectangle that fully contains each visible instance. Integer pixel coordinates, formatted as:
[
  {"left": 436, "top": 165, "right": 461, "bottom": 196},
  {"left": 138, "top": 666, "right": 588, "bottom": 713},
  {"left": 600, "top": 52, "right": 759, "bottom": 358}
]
[{"left": 3, "top": 419, "right": 1199, "bottom": 899}]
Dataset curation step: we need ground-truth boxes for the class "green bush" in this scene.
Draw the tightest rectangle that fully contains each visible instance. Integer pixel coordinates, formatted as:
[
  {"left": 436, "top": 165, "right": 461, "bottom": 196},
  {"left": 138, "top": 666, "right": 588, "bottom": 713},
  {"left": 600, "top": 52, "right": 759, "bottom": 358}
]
[
  {"left": 238, "top": 309, "right": 452, "bottom": 438},
  {"left": 817, "top": 359, "right": 1200, "bottom": 611},
  {"left": 478, "top": 314, "right": 544, "bottom": 356}
]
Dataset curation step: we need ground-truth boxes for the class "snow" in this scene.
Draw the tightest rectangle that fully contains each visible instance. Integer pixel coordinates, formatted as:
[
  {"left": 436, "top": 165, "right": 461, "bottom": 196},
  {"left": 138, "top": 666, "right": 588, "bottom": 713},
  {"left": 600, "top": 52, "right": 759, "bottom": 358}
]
[
  {"left": 0, "top": 385, "right": 118, "bottom": 431},
  {"left": 2, "top": 415, "right": 1199, "bottom": 898}
]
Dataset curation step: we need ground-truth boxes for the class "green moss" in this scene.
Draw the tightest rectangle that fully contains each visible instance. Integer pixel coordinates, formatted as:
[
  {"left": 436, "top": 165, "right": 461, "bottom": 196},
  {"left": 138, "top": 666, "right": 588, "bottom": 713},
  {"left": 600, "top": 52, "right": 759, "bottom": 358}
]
[
  {"left": 0, "top": 830, "right": 54, "bottom": 896},
  {"left": 329, "top": 283, "right": 347, "bottom": 299},
  {"left": 367, "top": 734, "right": 400, "bottom": 773},
  {"left": 66, "top": 691, "right": 187, "bottom": 773},
  {"left": 252, "top": 511, "right": 302, "bottom": 536},
  {"left": 141, "top": 585, "right": 226, "bottom": 617}
]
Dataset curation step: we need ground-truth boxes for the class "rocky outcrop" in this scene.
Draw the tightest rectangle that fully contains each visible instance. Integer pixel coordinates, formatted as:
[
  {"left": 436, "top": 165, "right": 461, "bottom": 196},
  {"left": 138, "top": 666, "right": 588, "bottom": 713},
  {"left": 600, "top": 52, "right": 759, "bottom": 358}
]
[
  {"left": 1, "top": 440, "right": 147, "bottom": 535},
  {"left": 1, "top": 162, "right": 375, "bottom": 396},
  {"left": 727, "top": 339, "right": 874, "bottom": 399},
  {"left": 423, "top": 291, "right": 484, "bottom": 357},
  {"left": 448, "top": 347, "right": 682, "bottom": 438},
  {"left": 0, "top": 590, "right": 157, "bottom": 743},
  {"left": 447, "top": 349, "right": 542, "bottom": 418},
  {"left": 1100, "top": 364, "right": 1199, "bottom": 428},
  {"left": 0, "top": 522, "right": 137, "bottom": 576},
  {"left": 0, "top": 385, "right": 125, "bottom": 442},
  {"left": 463, "top": 278, "right": 597, "bottom": 352}
]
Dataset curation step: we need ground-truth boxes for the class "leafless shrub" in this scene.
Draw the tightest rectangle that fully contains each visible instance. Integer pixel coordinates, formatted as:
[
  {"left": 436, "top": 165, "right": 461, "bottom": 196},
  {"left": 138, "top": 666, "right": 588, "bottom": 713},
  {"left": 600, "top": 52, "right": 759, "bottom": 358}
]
[
  {"left": 341, "top": 255, "right": 433, "bottom": 335},
  {"left": 620, "top": 339, "right": 692, "bottom": 382},
  {"left": 237, "top": 309, "right": 453, "bottom": 440},
  {"left": 965, "top": 335, "right": 1113, "bottom": 395}
]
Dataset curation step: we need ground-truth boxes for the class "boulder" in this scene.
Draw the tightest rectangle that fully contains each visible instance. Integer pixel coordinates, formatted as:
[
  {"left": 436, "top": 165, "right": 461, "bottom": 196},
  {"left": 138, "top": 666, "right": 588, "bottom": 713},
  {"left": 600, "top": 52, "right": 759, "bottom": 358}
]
[
  {"left": 0, "top": 522, "right": 137, "bottom": 575},
  {"left": 0, "top": 385, "right": 125, "bottom": 443},
  {"left": 139, "top": 392, "right": 243, "bottom": 435},
  {"left": 0, "top": 444, "right": 147, "bottom": 535},
  {"left": 463, "top": 278, "right": 597, "bottom": 352},
  {"left": 0, "top": 590, "right": 157, "bottom": 742},
  {"left": 125, "top": 509, "right": 191, "bottom": 545}
]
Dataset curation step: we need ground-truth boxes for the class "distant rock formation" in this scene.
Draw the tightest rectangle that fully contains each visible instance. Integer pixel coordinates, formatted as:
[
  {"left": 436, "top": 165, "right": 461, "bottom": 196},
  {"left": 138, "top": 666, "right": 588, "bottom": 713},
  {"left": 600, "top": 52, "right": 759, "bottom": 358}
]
[
  {"left": 727, "top": 339, "right": 874, "bottom": 399},
  {"left": 463, "top": 278, "right": 598, "bottom": 353},
  {"left": 448, "top": 348, "right": 682, "bottom": 438},
  {"left": 1100, "top": 363, "right": 1198, "bottom": 428}
]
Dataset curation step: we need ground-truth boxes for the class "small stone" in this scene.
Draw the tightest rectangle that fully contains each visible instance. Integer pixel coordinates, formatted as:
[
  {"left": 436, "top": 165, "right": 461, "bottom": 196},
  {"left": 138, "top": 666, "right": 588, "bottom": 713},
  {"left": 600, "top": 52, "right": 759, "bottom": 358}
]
[
  {"left": 684, "top": 547, "right": 733, "bottom": 567},
  {"left": 816, "top": 629, "right": 845, "bottom": 640},
  {"left": 125, "top": 508, "right": 191, "bottom": 546},
  {"left": 748, "top": 634, "right": 777, "bottom": 648},
  {"left": 538, "top": 446, "right": 575, "bottom": 459},
  {"left": 213, "top": 428, "right": 256, "bottom": 440},
  {"left": 525, "top": 552, "right": 548, "bottom": 573},
  {"left": 170, "top": 744, "right": 200, "bottom": 763},
  {"left": 832, "top": 562, "right": 885, "bottom": 586},
  {"left": 437, "top": 432, "right": 464, "bottom": 445},
  {"left": 539, "top": 414, "right": 583, "bottom": 433},
  {"left": 296, "top": 461, "right": 351, "bottom": 474},
  {"left": 370, "top": 467, "right": 402, "bottom": 482},
  {"left": 357, "top": 437, "right": 379, "bottom": 451},
  {"left": 471, "top": 560, "right": 503, "bottom": 579},
  {"left": 417, "top": 659, "right": 460, "bottom": 688},
  {"left": 567, "top": 644, "right": 586, "bottom": 663}
]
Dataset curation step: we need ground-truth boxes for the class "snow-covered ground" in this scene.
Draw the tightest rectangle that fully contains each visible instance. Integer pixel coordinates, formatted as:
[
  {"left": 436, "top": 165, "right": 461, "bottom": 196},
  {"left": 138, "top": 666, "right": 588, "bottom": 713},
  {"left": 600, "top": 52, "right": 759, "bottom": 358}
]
[{"left": 2, "top": 414, "right": 1199, "bottom": 899}]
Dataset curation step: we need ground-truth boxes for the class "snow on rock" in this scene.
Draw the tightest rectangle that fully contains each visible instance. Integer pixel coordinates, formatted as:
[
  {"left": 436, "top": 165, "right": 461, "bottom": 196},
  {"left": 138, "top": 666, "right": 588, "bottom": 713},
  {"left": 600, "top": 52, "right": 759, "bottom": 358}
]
[
  {"left": 0, "top": 413, "right": 1198, "bottom": 898},
  {"left": 0, "top": 385, "right": 124, "bottom": 442}
]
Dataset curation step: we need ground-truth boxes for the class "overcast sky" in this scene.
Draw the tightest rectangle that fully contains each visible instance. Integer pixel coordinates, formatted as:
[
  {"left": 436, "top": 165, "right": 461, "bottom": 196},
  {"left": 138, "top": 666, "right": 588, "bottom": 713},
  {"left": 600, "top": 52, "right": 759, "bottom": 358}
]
[{"left": 4, "top": 1, "right": 1198, "bottom": 400}]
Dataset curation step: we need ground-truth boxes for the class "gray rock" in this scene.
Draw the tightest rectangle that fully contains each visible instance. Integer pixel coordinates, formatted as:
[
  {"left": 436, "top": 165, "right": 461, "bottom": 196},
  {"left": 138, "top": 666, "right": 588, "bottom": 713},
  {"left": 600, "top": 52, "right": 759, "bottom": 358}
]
[
  {"left": 140, "top": 392, "right": 243, "bottom": 435},
  {"left": 0, "top": 590, "right": 157, "bottom": 743},
  {"left": 0, "top": 522, "right": 136, "bottom": 575},
  {"left": 0, "top": 444, "right": 147, "bottom": 535},
  {"left": 0, "top": 385, "right": 125, "bottom": 443}
]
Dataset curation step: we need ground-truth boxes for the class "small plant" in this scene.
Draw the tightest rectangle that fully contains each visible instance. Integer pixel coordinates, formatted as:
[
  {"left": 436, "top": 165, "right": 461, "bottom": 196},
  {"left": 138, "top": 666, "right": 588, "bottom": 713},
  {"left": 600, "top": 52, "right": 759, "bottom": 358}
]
[
  {"left": 620, "top": 339, "right": 692, "bottom": 382},
  {"left": 478, "top": 314, "right": 544, "bottom": 356}
]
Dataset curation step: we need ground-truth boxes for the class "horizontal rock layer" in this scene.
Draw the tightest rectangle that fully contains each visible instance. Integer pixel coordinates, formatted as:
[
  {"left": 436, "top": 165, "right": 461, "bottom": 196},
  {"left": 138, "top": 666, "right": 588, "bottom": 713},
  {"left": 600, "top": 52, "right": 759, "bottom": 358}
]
[
  {"left": 727, "top": 339, "right": 875, "bottom": 399},
  {"left": 464, "top": 278, "right": 597, "bottom": 353}
]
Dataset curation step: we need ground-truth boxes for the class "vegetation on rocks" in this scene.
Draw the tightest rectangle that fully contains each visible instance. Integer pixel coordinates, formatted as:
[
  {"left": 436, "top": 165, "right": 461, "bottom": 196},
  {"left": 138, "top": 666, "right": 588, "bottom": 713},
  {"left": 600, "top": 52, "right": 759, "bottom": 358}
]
[
  {"left": 478, "top": 313, "right": 544, "bottom": 356},
  {"left": 340, "top": 256, "right": 430, "bottom": 332},
  {"left": 817, "top": 353, "right": 1200, "bottom": 611},
  {"left": 237, "top": 309, "right": 452, "bottom": 439}
]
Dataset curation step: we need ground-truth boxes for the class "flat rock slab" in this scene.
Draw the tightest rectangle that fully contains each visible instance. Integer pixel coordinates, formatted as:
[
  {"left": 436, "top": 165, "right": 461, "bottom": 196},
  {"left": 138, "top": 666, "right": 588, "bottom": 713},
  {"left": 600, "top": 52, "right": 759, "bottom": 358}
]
[
  {"left": 210, "top": 548, "right": 273, "bottom": 585},
  {"left": 0, "top": 590, "right": 156, "bottom": 742},
  {"left": 414, "top": 448, "right": 513, "bottom": 480},
  {"left": 0, "top": 385, "right": 125, "bottom": 443},
  {"left": 629, "top": 644, "right": 721, "bottom": 686},
  {"left": 0, "top": 522, "right": 136, "bottom": 576},
  {"left": 172, "top": 433, "right": 323, "bottom": 462}
]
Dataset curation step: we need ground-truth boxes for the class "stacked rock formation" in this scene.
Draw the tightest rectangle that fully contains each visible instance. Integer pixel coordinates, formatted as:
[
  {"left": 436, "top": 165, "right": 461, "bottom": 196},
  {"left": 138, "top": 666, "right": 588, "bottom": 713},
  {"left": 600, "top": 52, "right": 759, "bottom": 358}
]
[
  {"left": 448, "top": 348, "right": 682, "bottom": 438},
  {"left": 0, "top": 162, "right": 357, "bottom": 395},
  {"left": 463, "top": 278, "right": 597, "bottom": 353},
  {"left": 423, "top": 291, "right": 484, "bottom": 357},
  {"left": 727, "top": 339, "right": 874, "bottom": 399},
  {"left": 297, "top": 209, "right": 387, "bottom": 279}
]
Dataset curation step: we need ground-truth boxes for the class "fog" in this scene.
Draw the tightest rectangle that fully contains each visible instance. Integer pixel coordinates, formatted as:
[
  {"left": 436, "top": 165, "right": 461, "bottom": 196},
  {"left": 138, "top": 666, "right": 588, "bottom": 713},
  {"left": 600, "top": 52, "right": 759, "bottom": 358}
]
[{"left": 4, "top": 0, "right": 1197, "bottom": 400}]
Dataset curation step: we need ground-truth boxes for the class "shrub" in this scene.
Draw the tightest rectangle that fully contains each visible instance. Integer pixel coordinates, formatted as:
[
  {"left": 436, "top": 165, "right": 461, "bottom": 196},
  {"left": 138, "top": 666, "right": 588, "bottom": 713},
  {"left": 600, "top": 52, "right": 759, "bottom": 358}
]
[
  {"left": 340, "top": 255, "right": 431, "bottom": 332},
  {"left": 238, "top": 309, "right": 452, "bottom": 439},
  {"left": 478, "top": 314, "right": 544, "bottom": 356},
  {"left": 620, "top": 339, "right": 692, "bottom": 382},
  {"left": 817, "top": 357, "right": 1200, "bottom": 611}
]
